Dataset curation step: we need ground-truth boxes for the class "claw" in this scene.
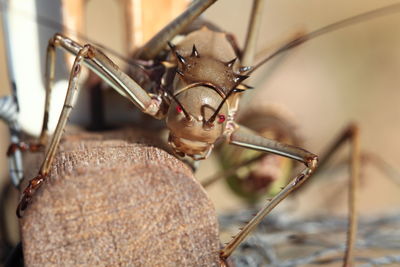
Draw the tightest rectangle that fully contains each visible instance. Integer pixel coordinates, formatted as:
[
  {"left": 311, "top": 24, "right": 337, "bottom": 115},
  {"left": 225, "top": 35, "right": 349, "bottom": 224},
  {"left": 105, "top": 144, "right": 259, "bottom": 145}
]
[
  {"left": 16, "top": 195, "right": 30, "bottom": 218},
  {"left": 16, "top": 173, "right": 46, "bottom": 218}
]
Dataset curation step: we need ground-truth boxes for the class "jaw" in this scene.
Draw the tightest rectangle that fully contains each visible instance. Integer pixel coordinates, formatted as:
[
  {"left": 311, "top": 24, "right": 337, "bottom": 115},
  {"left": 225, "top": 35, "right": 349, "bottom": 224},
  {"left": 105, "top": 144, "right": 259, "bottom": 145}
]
[{"left": 168, "top": 133, "right": 214, "bottom": 160}]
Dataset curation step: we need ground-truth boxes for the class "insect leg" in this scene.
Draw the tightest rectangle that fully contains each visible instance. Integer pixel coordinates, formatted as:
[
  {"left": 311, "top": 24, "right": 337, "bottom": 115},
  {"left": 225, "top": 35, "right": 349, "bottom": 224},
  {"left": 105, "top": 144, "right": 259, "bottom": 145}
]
[
  {"left": 241, "top": 0, "right": 266, "bottom": 66},
  {"left": 53, "top": 34, "right": 161, "bottom": 116},
  {"left": 6, "top": 142, "right": 45, "bottom": 188},
  {"left": 313, "top": 123, "right": 360, "bottom": 267},
  {"left": 221, "top": 124, "right": 361, "bottom": 266},
  {"left": 220, "top": 124, "right": 318, "bottom": 260},
  {"left": 17, "top": 34, "right": 163, "bottom": 217},
  {"left": 16, "top": 43, "right": 91, "bottom": 217},
  {"left": 136, "top": 0, "right": 218, "bottom": 60},
  {"left": 38, "top": 39, "right": 57, "bottom": 145}
]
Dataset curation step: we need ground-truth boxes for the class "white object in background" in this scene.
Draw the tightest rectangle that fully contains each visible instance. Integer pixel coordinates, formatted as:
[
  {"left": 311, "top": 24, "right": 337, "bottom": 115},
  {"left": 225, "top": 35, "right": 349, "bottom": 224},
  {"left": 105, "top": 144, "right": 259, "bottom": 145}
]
[{"left": 2, "top": 0, "right": 68, "bottom": 137}]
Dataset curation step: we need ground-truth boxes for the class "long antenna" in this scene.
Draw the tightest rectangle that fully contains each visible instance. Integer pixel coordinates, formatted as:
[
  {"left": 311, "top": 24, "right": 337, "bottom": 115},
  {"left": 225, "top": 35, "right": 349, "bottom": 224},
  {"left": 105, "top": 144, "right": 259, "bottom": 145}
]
[
  {"left": 248, "top": 3, "right": 400, "bottom": 75},
  {"left": 206, "top": 86, "right": 247, "bottom": 126}
]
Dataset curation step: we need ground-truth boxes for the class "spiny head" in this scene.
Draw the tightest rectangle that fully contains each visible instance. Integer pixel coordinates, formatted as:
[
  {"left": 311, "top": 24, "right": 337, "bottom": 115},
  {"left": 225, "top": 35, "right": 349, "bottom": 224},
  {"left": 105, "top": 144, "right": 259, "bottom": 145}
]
[
  {"left": 165, "top": 43, "right": 249, "bottom": 159},
  {"left": 169, "top": 42, "right": 248, "bottom": 93}
]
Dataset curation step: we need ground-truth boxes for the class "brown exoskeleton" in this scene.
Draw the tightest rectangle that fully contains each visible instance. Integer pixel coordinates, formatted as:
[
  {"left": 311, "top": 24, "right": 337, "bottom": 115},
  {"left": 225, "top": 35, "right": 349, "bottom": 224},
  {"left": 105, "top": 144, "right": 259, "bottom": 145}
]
[{"left": 10, "top": 0, "right": 400, "bottom": 265}]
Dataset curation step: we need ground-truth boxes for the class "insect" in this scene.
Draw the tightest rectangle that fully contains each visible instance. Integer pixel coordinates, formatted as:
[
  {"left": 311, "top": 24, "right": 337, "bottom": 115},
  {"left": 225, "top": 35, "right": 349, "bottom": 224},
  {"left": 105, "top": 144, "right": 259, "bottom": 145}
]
[{"left": 1, "top": 0, "right": 400, "bottom": 266}]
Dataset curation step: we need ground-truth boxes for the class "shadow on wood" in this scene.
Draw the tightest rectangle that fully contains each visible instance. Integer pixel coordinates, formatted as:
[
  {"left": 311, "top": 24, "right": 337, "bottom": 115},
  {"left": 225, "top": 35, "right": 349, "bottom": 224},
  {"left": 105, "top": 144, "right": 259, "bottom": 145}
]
[{"left": 19, "top": 129, "right": 220, "bottom": 266}]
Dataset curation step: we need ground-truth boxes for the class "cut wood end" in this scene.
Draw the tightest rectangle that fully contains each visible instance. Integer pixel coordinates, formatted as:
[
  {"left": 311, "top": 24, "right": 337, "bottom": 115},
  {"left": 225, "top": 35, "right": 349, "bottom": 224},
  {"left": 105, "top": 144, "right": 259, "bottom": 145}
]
[{"left": 19, "top": 131, "right": 221, "bottom": 266}]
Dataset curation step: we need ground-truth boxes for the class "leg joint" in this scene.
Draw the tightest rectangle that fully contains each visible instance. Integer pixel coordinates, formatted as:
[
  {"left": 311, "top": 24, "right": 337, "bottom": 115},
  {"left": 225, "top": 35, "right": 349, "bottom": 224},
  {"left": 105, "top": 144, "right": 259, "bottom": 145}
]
[
  {"left": 82, "top": 44, "right": 96, "bottom": 59},
  {"left": 306, "top": 154, "right": 319, "bottom": 171}
]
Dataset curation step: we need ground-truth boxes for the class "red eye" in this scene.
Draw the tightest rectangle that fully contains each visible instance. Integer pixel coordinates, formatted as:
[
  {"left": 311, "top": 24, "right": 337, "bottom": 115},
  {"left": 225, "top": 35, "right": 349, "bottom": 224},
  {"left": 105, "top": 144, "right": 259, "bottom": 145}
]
[
  {"left": 176, "top": 105, "right": 183, "bottom": 113},
  {"left": 218, "top": 114, "right": 226, "bottom": 123}
]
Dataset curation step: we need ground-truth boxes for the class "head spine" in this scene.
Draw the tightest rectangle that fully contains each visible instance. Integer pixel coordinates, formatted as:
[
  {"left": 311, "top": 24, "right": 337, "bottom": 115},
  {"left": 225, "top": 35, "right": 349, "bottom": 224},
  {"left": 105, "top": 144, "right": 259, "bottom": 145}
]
[{"left": 191, "top": 45, "right": 200, "bottom": 58}]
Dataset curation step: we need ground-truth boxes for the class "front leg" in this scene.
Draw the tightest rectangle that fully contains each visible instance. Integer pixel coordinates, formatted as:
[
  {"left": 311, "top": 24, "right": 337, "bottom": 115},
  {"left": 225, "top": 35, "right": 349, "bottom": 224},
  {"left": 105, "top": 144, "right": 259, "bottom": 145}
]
[
  {"left": 220, "top": 125, "right": 318, "bottom": 262},
  {"left": 17, "top": 34, "right": 164, "bottom": 217},
  {"left": 136, "top": 0, "right": 218, "bottom": 60}
]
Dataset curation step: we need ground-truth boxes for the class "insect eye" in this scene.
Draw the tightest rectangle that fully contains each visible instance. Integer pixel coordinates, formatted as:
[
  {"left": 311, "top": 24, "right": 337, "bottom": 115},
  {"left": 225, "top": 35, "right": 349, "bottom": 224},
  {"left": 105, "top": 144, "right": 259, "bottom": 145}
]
[
  {"left": 176, "top": 105, "right": 183, "bottom": 113},
  {"left": 217, "top": 114, "right": 226, "bottom": 123}
]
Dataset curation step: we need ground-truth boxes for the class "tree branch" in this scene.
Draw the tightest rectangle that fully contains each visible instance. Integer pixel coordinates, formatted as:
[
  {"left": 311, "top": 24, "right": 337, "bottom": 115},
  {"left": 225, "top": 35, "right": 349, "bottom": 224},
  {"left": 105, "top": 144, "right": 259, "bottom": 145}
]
[{"left": 19, "top": 129, "right": 220, "bottom": 266}]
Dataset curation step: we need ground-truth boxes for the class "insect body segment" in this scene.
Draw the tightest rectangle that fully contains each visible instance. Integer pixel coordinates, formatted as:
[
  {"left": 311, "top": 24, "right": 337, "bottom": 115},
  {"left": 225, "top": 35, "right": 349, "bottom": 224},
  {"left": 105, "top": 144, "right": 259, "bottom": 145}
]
[{"left": 165, "top": 27, "right": 249, "bottom": 159}]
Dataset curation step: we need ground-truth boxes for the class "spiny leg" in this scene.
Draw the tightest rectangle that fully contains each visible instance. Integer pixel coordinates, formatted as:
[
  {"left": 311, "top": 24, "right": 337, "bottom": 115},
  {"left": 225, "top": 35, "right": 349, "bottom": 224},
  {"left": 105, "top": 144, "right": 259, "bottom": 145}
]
[
  {"left": 16, "top": 44, "right": 91, "bottom": 217},
  {"left": 17, "top": 34, "right": 163, "bottom": 217},
  {"left": 220, "top": 125, "right": 318, "bottom": 261},
  {"left": 205, "top": 128, "right": 398, "bottom": 191},
  {"left": 217, "top": 124, "right": 361, "bottom": 266},
  {"left": 203, "top": 105, "right": 300, "bottom": 189}
]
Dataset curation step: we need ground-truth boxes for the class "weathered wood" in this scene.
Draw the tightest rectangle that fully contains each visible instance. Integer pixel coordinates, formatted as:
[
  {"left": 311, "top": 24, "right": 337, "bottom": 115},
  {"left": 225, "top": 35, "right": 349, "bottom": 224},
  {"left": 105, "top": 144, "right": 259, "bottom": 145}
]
[{"left": 19, "top": 130, "right": 220, "bottom": 266}]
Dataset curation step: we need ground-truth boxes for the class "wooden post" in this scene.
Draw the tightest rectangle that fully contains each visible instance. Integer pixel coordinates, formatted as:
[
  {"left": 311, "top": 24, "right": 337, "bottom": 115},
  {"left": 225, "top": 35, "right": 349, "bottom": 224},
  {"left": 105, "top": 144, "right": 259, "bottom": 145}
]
[{"left": 19, "top": 129, "right": 221, "bottom": 266}]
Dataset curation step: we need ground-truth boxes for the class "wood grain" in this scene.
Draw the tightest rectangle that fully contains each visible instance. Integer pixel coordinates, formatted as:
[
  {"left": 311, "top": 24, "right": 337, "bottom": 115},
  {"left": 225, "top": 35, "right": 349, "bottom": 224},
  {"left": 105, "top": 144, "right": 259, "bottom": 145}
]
[{"left": 19, "top": 130, "right": 221, "bottom": 266}]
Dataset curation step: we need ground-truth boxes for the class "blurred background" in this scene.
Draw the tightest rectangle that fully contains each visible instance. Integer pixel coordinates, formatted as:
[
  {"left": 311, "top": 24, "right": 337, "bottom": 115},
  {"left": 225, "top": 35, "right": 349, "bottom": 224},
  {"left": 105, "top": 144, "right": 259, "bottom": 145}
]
[{"left": 1, "top": 0, "right": 400, "bottom": 265}]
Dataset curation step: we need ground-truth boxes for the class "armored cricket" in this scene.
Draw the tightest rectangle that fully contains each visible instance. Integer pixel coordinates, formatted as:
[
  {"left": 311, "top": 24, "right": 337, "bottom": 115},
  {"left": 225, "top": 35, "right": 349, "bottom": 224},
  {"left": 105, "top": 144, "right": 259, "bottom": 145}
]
[{"left": 3, "top": 0, "right": 400, "bottom": 265}]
